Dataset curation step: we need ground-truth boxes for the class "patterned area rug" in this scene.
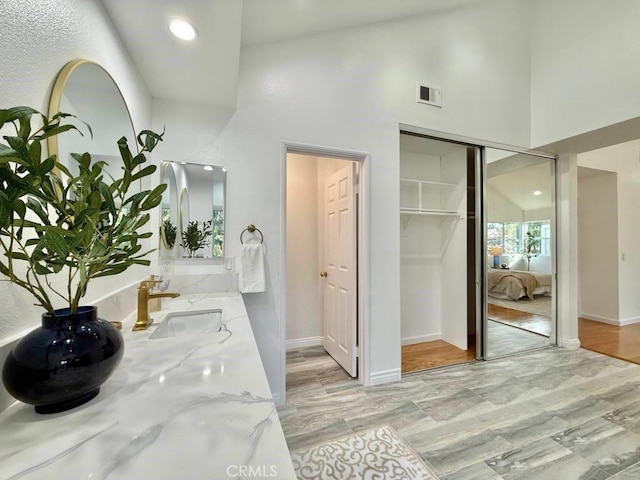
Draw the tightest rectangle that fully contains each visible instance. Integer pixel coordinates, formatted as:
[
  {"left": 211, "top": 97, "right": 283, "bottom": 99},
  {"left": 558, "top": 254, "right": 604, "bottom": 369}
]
[{"left": 290, "top": 425, "right": 440, "bottom": 480}]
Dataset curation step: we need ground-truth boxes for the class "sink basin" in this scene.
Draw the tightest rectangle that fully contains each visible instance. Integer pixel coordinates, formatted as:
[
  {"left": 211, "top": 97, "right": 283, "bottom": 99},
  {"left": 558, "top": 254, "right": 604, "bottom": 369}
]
[{"left": 149, "top": 309, "right": 223, "bottom": 339}]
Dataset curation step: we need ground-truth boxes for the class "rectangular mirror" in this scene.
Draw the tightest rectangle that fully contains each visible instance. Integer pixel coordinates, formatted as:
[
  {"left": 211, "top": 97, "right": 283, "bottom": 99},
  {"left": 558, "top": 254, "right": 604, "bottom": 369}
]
[{"left": 159, "top": 161, "right": 226, "bottom": 260}]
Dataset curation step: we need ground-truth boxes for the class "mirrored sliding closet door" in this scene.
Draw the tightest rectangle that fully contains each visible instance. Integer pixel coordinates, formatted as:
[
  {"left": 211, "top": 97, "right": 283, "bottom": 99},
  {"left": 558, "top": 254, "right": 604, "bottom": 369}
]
[{"left": 483, "top": 148, "right": 557, "bottom": 358}]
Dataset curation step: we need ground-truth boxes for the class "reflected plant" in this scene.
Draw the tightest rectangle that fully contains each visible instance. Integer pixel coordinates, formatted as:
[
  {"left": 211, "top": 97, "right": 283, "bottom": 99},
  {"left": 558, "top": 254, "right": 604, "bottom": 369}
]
[
  {"left": 523, "top": 230, "right": 540, "bottom": 271},
  {"left": 162, "top": 218, "right": 177, "bottom": 249},
  {"left": 181, "top": 220, "right": 212, "bottom": 258}
]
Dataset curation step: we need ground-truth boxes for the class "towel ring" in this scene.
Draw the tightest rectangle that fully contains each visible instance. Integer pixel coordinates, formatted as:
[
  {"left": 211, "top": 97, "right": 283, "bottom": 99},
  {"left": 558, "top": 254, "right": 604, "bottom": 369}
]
[{"left": 240, "top": 224, "right": 264, "bottom": 244}]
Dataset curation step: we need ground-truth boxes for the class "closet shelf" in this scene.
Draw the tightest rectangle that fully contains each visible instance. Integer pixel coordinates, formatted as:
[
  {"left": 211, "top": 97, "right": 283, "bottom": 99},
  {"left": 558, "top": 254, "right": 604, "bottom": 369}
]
[
  {"left": 400, "top": 208, "right": 463, "bottom": 218},
  {"left": 400, "top": 178, "right": 459, "bottom": 192}
]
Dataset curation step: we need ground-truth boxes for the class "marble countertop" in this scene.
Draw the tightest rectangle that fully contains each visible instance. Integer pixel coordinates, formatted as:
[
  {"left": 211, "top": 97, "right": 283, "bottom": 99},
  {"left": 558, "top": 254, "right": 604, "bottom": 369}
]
[{"left": 0, "top": 293, "right": 296, "bottom": 480}]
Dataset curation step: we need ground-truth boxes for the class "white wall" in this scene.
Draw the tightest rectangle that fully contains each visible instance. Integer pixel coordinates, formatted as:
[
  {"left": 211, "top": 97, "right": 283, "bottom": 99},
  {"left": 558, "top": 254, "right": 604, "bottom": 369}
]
[
  {"left": 577, "top": 170, "right": 619, "bottom": 322},
  {"left": 151, "top": 0, "right": 533, "bottom": 399},
  {"left": 524, "top": 207, "right": 552, "bottom": 222},
  {"left": 488, "top": 187, "right": 523, "bottom": 223},
  {"left": 440, "top": 149, "right": 468, "bottom": 350},
  {"left": 579, "top": 142, "right": 640, "bottom": 324},
  {"left": 0, "top": 0, "right": 151, "bottom": 341},
  {"left": 531, "top": 0, "right": 640, "bottom": 148},
  {"left": 400, "top": 151, "right": 443, "bottom": 344},
  {"left": 286, "top": 154, "right": 322, "bottom": 346}
]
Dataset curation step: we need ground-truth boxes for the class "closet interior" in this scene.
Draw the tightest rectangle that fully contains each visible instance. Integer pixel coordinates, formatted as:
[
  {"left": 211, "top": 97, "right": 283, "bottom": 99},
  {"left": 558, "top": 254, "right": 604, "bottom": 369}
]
[{"left": 400, "top": 132, "right": 478, "bottom": 373}]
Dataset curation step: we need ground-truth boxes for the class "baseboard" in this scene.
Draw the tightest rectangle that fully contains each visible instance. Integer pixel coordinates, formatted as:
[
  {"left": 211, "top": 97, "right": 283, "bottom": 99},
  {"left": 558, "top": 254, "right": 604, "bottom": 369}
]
[
  {"left": 579, "top": 313, "right": 640, "bottom": 327},
  {"left": 286, "top": 336, "right": 323, "bottom": 351},
  {"left": 401, "top": 333, "right": 441, "bottom": 346},
  {"left": 560, "top": 338, "right": 581, "bottom": 349},
  {"left": 367, "top": 368, "right": 401, "bottom": 386},
  {"left": 619, "top": 316, "right": 640, "bottom": 326}
]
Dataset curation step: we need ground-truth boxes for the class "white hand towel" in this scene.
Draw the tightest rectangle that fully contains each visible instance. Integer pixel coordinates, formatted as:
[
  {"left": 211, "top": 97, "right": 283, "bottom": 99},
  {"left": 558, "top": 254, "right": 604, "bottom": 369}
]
[{"left": 239, "top": 244, "right": 266, "bottom": 293}]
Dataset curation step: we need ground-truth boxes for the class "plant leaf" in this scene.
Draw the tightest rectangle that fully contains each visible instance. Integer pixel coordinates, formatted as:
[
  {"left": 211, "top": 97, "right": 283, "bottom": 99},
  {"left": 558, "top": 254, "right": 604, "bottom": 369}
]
[
  {"left": 33, "top": 262, "right": 53, "bottom": 275},
  {"left": 131, "top": 164, "right": 156, "bottom": 182},
  {"left": 6, "top": 252, "right": 29, "bottom": 261},
  {"left": 140, "top": 184, "right": 167, "bottom": 211},
  {"left": 4, "top": 136, "right": 30, "bottom": 162},
  {"left": 2, "top": 106, "right": 39, "bottom": 123},
  {"left": 43, "top": 229, "right": 70, "bottom": 259}
]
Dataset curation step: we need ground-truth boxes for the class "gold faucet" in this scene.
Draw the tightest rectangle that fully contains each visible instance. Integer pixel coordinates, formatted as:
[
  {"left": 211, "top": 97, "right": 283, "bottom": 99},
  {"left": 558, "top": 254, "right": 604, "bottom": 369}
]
[{"left": 133, "top": 280, "right": 181, "bottom": 331}]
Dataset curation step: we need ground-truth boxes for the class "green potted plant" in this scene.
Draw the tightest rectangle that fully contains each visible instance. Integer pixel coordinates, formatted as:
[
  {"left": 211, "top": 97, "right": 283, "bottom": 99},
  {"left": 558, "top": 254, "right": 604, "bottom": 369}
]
[
  {"left": 0, "top": 106, "right": 165, "bottom": 413},
  {"left": 181, "top": 219, "right": 212, "bottom": 258}
]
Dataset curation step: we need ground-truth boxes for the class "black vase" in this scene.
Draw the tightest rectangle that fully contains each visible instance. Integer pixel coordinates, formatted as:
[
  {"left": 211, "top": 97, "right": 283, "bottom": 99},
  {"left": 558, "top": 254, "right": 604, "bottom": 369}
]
[{"left": 2, "top": 306, "right": 124, "bottom": 414}]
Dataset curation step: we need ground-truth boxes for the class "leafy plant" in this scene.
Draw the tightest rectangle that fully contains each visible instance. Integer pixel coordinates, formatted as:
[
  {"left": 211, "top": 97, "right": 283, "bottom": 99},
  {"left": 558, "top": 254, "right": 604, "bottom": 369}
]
[
  {"left": 181, "top": 220, "right": 212, "bottom": 258},
  {"left": 0, "top": 106, "right": 166, "bottom": 314},
  {"left": 523, "top": 229, "right": 540, "bottom": 271},
  {"left": 162, "top": 218, "right": 177, "bottom": 249}
]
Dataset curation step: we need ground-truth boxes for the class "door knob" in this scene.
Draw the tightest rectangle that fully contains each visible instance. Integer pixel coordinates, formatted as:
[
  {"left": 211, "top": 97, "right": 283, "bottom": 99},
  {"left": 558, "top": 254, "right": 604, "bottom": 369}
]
[{"left": 320, "top": 271, "right": 328, "bottom": 278}]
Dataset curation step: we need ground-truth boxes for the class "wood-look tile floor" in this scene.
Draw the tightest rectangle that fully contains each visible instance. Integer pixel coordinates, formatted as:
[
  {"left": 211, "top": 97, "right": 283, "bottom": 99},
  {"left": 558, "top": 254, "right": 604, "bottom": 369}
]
[{"left": 279, "top": 346, "right": 640, "bottom": 479}]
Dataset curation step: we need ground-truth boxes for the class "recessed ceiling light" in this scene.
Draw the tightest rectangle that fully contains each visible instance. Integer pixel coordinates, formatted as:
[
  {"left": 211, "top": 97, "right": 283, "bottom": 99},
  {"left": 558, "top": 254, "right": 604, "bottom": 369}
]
[
  {"left": 533, "top": 190, "right": 542, "bottom": 196},
  {"left": 169, "top": 19, "right": 198, "bottom": 41},
  {"left": 204, "top": 165, "right": 213, "bottom": 171}
]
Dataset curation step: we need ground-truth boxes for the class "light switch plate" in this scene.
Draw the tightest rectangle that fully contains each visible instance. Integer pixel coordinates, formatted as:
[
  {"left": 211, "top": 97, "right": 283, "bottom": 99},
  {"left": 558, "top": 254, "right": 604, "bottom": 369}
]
[
  {"left": 160, "top": 260, "right": 174, "bottom": 274},
  {"left": 225, "top": 257, "right": 235, "bottom": 271}
]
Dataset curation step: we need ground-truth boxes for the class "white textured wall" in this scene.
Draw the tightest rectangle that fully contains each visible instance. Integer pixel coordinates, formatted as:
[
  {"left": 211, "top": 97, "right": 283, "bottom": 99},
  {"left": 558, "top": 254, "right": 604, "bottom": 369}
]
[
  {"left": 0, "top": 0, "right": 151, "bottom": 341},
  {"left": 577, "top": 170, "right": 619, "bottom": 322},
  {"left": 531, "top": 0, "right": 640, "bottom": 147},
  {"left": 151, "top": 0, "right": 532, "bottom": 399}
]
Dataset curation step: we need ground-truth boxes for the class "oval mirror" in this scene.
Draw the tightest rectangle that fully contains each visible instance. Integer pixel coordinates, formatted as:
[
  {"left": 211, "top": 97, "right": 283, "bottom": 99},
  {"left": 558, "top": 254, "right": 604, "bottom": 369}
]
[
  {"left": 48, "top": 60, "right": 136, "bottom": 183},
  {"left": 160, "top": 163, "right": 178, "bottom": 250}
]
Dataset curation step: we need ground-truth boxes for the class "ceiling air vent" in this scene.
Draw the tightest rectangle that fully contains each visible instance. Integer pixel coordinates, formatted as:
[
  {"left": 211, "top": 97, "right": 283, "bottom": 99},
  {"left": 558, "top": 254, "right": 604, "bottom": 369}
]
[{"left": 416, "top": 82, "right": 442, "bottom": 108}]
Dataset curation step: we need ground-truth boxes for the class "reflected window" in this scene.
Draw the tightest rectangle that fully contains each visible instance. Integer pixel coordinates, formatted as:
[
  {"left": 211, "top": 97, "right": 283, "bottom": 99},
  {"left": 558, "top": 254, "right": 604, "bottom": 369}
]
[
  {"left": 525, "top": 221, "right": 550, "bottom": 256},
  {"left": 212, "top": 209, "right": 224, "bottom": 257},
  {"left": 487, "top": 222, "right": 521, "bottom": 255},
  {"left": 489, "top": 221, "right": 550, "bottom": 257}
]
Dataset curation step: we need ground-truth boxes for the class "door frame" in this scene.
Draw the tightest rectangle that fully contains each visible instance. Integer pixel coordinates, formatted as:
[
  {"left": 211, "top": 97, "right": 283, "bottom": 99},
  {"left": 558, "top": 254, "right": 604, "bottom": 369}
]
[{"left": 281, "top": 141, "right": 370, "bottom": 403}]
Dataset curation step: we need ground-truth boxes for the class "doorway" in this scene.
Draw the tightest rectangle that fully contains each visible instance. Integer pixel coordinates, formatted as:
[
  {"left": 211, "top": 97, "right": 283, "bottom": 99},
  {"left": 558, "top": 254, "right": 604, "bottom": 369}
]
[
  {"left": 284, "top": 147, "right": 366, "bottom": 388},
  {"left": 576, "top": 139, "right": 640, "bottom": 364}
]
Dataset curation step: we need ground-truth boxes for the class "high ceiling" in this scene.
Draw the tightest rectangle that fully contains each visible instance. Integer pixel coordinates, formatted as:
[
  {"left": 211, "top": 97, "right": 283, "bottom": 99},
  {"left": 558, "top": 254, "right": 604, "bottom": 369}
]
[{"left": 99, "top": 0, "right": 489, "bottom": 108}]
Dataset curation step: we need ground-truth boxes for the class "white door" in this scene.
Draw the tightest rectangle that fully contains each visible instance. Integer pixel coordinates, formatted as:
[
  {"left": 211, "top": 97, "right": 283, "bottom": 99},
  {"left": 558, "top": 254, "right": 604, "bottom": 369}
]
[{"left": 322, "top": 162, "right": 357, "bottom": 377}]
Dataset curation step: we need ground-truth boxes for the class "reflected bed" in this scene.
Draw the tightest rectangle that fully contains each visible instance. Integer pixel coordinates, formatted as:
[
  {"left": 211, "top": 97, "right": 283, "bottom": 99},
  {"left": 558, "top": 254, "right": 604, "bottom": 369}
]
[{"left": 488, "top": 269, "right": 552, "bottom": 300}]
